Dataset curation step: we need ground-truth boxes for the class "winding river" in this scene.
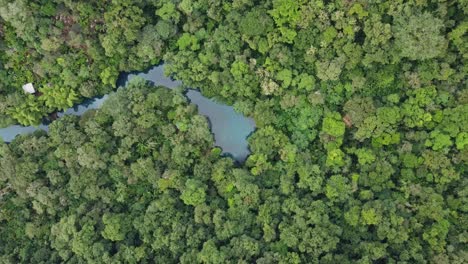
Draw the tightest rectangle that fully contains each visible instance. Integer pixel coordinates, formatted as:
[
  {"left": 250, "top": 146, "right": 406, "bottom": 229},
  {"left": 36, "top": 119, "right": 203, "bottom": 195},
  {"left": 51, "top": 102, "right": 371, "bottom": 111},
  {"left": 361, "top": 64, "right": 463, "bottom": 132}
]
[{"left": 0, "top": 65, "right": 256, "bottom": 162}]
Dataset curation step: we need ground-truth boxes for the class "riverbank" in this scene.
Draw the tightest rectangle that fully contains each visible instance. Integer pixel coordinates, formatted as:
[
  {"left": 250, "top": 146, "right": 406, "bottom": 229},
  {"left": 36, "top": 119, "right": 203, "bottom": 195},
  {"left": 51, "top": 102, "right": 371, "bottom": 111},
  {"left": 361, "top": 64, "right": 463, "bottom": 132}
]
[{"left": 0, "top": 65, "right": 255, "bottom": 162}]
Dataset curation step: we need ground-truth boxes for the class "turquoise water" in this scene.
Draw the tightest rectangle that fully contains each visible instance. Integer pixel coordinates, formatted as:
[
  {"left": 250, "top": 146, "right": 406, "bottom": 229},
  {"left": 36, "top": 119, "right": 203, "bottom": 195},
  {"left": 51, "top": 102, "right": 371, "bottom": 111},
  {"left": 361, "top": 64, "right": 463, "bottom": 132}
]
[{"left": 0, "top": 65, "right": 256, "bottom": 162}]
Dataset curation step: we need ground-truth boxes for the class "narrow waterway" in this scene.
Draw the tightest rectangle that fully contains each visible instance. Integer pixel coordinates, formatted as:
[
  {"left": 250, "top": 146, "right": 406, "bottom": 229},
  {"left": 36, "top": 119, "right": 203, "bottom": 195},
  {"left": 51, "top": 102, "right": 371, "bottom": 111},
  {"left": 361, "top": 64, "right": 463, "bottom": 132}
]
[{"left": 0, "top": 65, "right": 256, "bottom": 162}]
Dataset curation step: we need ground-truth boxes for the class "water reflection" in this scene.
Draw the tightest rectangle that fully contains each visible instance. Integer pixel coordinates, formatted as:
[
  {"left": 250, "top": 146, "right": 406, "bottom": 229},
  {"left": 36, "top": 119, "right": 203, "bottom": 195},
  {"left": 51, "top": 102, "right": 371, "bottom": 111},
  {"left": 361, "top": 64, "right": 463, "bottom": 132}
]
[
  {"left": 0, "top": 65, "right": 256, "bottom": 162},
  {"left": 119, "top": 66, "right": 256, "bottom": 162}
]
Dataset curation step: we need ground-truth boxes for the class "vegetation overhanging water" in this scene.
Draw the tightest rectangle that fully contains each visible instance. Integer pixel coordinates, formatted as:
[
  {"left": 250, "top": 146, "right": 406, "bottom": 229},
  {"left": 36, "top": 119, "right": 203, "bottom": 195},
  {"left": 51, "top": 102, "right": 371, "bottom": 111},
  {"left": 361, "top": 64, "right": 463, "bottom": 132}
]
[{"left": 0, "top": 65, "right": 255, "bottom": 162}]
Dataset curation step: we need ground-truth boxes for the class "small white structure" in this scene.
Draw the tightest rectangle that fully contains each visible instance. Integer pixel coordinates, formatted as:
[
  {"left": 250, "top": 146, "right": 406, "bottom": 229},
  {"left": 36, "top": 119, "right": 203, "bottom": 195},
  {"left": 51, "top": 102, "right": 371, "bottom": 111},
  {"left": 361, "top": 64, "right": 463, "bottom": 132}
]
[{"left": 22, "top": 83, "right": 35, "bottom": 94}]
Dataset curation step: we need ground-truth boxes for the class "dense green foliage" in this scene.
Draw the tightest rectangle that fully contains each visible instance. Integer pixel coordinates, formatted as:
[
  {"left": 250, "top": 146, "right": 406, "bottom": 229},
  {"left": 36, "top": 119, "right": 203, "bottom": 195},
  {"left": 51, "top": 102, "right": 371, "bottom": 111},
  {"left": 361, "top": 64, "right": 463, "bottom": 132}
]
[{"left": 0, "top": 0, "right": 467, "bottom": 263}]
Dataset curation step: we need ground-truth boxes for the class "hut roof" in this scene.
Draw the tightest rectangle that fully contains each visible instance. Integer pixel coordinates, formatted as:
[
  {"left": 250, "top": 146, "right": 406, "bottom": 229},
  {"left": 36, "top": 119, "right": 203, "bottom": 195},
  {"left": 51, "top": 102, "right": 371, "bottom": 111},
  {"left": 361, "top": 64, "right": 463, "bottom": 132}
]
[{"left": 22, "top": 83, "right": 35, "bottom": 94}]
